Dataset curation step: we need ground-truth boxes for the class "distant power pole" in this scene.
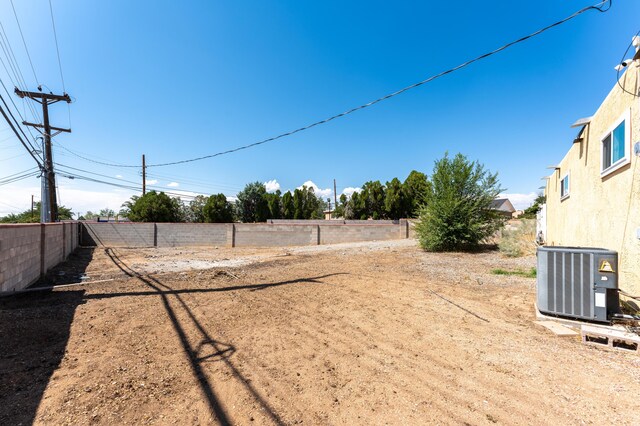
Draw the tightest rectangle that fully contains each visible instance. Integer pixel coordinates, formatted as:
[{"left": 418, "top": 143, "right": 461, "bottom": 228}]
[
  {"left": 333, "top": 179, "right": 338, "bottom": 209},
  {"left": 142, "top": 154, "right": 146, "bottom": 195},
  {"left": 31, "top": 194, "right": 34, "bottom": 220},
  {"left": 16, "top": 88, "right": 71, "bottom": 222}
]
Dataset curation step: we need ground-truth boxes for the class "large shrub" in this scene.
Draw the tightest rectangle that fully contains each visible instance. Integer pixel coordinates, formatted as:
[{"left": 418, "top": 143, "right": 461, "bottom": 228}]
[
  {"left": 415, "top": 153, "right": 504, "bottom": 251},
  {"left": 122, "top": 191, "right": 182, "bottom": 222}
]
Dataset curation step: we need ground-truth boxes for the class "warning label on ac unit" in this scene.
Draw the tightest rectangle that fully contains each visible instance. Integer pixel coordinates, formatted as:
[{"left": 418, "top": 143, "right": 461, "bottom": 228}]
[
  {"left": 595, "top": 293, "right": 606, "bottom": 308},
  {"left": 599, "top": 260, "right": 615, "bottom": 273}
]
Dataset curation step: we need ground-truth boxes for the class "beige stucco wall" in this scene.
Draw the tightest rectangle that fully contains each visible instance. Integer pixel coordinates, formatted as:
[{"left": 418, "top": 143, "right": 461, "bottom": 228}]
[{"left": 545, "top": 65, "right": 640, "bottom": 294}]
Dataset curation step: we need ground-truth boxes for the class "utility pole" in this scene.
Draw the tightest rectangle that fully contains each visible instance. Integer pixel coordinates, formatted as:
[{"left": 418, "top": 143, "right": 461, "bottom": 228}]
[
  {"left": 142, "top": 154, "right": 146, "bottom": 195},
  {"left": 31, "top": 194, "right": 34, "bottom": 221},
  {"left": 333, "top": 179, "right": 338, "bottom": 210},
  {"left": 16, "top": 88, "right": 71, "bottom": 223}
]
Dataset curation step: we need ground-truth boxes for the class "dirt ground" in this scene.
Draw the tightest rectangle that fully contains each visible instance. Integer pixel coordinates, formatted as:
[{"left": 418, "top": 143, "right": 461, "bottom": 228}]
[{"left": 1, "top": 239, "right": 639, "bottom": 425}]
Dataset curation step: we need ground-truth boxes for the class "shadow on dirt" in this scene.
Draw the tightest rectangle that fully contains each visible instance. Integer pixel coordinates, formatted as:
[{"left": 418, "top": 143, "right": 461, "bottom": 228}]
[
  {"left": 0, "top": 289, "right": 86, "bottom": 425},
  {"left": 101, "top": 247, "right": 338, "bottom": 425},
  {"left": 32, "top": 247, "right": 95, "bottom": 287}
]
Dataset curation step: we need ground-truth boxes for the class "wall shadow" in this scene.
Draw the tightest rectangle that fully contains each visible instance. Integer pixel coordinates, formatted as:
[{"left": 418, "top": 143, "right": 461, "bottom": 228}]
[
  {"left": 32, "top": 247, "right": 95, "bottom": 287},
  {"left": 0, "top": 289, "right": 86, "bottom": 425}
]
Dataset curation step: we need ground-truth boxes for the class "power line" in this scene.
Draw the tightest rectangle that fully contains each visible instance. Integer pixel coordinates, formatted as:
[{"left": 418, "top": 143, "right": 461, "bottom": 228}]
[
  {"left": 0, "top": 95, "right": 43, "bottom": 167},
  {"left": 48, "top": 0, "right": 66, "bottom": 93},
  {"left": 0, "top": 170, "right": 39, "bottom": 186},
  {"left": 0, "top": 23, "right": 41, "bottom": 123},
  {"left": 55, "top": 162, "right": 211, "bottom": 198},
  {"left": 54, "top": 142, "right": 138, "bottom": 167},
  {"left": 0, "top": 79, "right": 42, "bottom": 160},
  {"left": 141, "top": 0, "right": 613, "bottom": 168},
  {"left": 9, "top": 0, "right": 39, "bottom": 86}
]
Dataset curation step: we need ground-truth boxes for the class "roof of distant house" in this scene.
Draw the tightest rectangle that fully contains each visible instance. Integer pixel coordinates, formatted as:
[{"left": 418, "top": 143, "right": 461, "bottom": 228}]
[{"left": 490, "top": 198, "right": 516, "bottom": 213}]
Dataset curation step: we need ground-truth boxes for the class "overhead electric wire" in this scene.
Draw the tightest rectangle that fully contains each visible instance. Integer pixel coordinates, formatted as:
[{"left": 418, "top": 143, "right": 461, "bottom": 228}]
[
  {"left": 9, "top": 0, "right": 39, "bottom": 86},
  {"left": 0, "top": 98, "right": 42, "bottom": 167},
  {"left": 47, "top": 0, "right": 66, "bottom": 93},
  {"left": 136, "top": 0, "right": 613, "bottom": 168},
  {"left": 0, "top": 21, "right": 41, "bottom": 123},
  {"left": 55, "top": 163, "right": 209, "bottom": 198},
  {"left": 53, "top": 142, "right": 138, "bottom": 167},
  {"left": 0, "top": 170, "right": 39, "bottom": 186},
  {"left": 0, "top": 80, "right": 42, "bottom": 159},
  {"left": 57, "top": 171, "right": 203, "bottom": 200}
]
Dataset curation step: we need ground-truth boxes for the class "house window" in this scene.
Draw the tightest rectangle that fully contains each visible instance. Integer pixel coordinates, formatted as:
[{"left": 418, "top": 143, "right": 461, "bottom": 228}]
[
  {"left": 560, "top": 173, "right": 569, "bottom": 200},
  {"left": 601, "top": 109, "right": 631, "bottom": 176}
]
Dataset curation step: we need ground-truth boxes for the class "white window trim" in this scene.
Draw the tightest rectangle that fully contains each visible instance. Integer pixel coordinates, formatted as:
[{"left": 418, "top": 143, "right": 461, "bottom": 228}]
[
  {"left": 600, "top": 108, "right": 631, "bottom": 178},
  {"left": 560, "top": 172, "right": 570, "bottom": 201}
]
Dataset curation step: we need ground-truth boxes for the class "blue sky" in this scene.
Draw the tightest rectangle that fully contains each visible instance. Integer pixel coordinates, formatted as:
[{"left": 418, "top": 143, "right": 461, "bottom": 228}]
[{"left": 0, "top": 0, "right": 638, "bottom": 216}]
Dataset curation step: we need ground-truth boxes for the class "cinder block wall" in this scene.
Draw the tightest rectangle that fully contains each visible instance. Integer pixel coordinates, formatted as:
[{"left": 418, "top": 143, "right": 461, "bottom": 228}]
[
  {"left": 0, "top": 222, "right": 79, "bottom": 293},
  {"left": 156, "top": 223, "right": 228, "bottom": 247},
  {"left": 80, "top": 220, "right": 409, "bottom": 248},
  {"left": 81, "top": 223, "right": 155, "bottom": 247},
  {"left": 234, "top": 224, "right": 317, "bottom": 247}
]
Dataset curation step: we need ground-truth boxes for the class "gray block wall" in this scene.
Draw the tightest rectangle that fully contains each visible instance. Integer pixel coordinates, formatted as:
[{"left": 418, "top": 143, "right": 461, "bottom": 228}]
[
  {"left": 156, "top": 223, "right": 228, "bottom": 247},
  {"left": 81, "top": 223, "right": 155, "bottom": 247},
  {"left": 79, "top": 220, "right": 408, "bottom": 248},
  {"left": 0, "top": 222, "right": 80, "bottom": 293},
  {"left": 234, "top": 224, "right": 317, "bottom": 247}
]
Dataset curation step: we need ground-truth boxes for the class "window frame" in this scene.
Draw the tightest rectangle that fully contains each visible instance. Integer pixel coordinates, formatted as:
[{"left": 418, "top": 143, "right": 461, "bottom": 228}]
[
  {"left": 600, "top": 109, "right": 631, "bottom": 177},
  {"left": 560, "top": 172, "right": 570, "bottom": 201}
]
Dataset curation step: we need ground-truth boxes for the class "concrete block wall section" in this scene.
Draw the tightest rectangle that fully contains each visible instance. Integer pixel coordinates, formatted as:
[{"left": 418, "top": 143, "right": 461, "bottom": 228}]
[
  {"left": 233, "top": 224, "right": 317, "bottom": 247},
  {"left": 0, "top": 222, "right": 80, "bottom": 293},
  {"left": 156, "top": 223, "right": 227, "bottom": 247},
  {"left": 81, "top": 223, "right": 155, "bottom": 247},
  {"left": 79, "top": 220, "right": 410, "bottom": 249}
]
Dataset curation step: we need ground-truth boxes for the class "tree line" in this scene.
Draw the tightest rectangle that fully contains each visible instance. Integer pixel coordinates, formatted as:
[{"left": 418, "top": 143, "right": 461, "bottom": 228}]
[{"left": 1, "top": 153, "right": 516, "bottom": 254}]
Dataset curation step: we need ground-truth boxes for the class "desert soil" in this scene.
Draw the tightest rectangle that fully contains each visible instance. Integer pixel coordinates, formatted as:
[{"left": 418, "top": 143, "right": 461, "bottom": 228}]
[{"left": 1, "top": 239, "right": 639, "bottom": 425}]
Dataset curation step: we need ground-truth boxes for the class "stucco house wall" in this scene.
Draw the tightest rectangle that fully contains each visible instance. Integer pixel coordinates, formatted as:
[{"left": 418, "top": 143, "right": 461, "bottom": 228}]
[{"left": 545, "top": 64, "right": 640, "bottom": 294}]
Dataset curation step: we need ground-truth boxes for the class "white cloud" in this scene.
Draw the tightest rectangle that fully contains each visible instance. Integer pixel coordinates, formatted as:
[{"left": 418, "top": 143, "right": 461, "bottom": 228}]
[
  {"left": 167, "top": 182, "right": 179, "bottom": 188},
  {"left": 264, "top": 179, "right": 280, "bottom": 193},
  {"left": 341, "top": 187, "right": 362, "bottom": 198},
  {"left": 115, "top": 174, "right": 123, "bottom": 179},
  {"left": 0, "top": 183, "right": 138, "bottom": 218},
  {"left": 499, "top": 192, "right": 538, "bottom": 210},
  {"left": 298, "top": 180, "right": 332, "bottom": 199},
  {"left": 147, "top": 179, "right": 158, "bottom": 185}
]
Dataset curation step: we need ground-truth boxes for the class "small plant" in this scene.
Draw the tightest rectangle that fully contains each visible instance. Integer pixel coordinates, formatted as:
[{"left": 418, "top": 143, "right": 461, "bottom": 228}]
[
  {"left": 498, "top": 219, "right": 536, "bottom": 257},
  {"left": 492, "top": 268, "right": 537, "bottom": 278}
]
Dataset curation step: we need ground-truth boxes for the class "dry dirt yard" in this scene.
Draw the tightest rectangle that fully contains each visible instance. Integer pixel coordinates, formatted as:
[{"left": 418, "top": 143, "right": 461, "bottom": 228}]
[{"left": 1, "top": 239, "right": 639, "bottom": 425}]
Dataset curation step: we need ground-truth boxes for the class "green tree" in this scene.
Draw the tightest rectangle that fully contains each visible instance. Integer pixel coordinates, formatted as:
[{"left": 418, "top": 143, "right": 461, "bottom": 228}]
[
  {"left": 415, "top": 153, "right": 504, "bottom": 251},
  {"left": 361, "top": 180, "right": 386, "bottom": 219},
  {"left": 265, "top": 190, "right": 282, "bottom": 219},
  {"left": 282, "top": 191, "right": 294, "bottom": 219},
  {"left": 121, "top": 191, "right": 183, "bottom": 222},
  {"left": 344, "top": 191, "right": 366, "bottom": 220},
  {"left": 292, "top": 188, "right": 304, "bottom": 219},
  {"left": 403, "top": 170, "right": 430, "bottom": 218},
  {"left": 236, "top": 182, "right": 269, "bottom": 223},
  {"left": 203, "top": 193, "right": 234, "bottom": 223},
  {"left": 521, "top": 194, "right": 546, "bottom": 219},
  {"left": 83, "top": 210, "right": 99, "bottom": 220},
  {"left": 0, "top": 202, "right": 73, "bottom": 223},
  {"left": 184, "top": 195, "right": 208, "bottom": 223},
  {"left": 384, "top": 177, "right": 406, "bottom": 220},
  {"left": 334, "top": 193, "right": 347, "bottom": 218},
  {"left": 99, "top": 208, "right": 115, "bottom": 220}
]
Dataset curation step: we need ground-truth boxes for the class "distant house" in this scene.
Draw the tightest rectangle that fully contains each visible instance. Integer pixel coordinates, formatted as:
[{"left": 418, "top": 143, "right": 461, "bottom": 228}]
[
  {"left": 490, "top": 198, "right": 516, "bottom": 218},
  {"left": 542, "top": 36, "right": 640, "bottom": 294}
]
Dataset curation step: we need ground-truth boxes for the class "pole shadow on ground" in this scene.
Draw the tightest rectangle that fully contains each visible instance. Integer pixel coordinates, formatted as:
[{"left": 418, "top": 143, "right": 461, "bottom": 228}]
[{"left": 101, "top": 247, "right": 342, "bottom": 425}]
